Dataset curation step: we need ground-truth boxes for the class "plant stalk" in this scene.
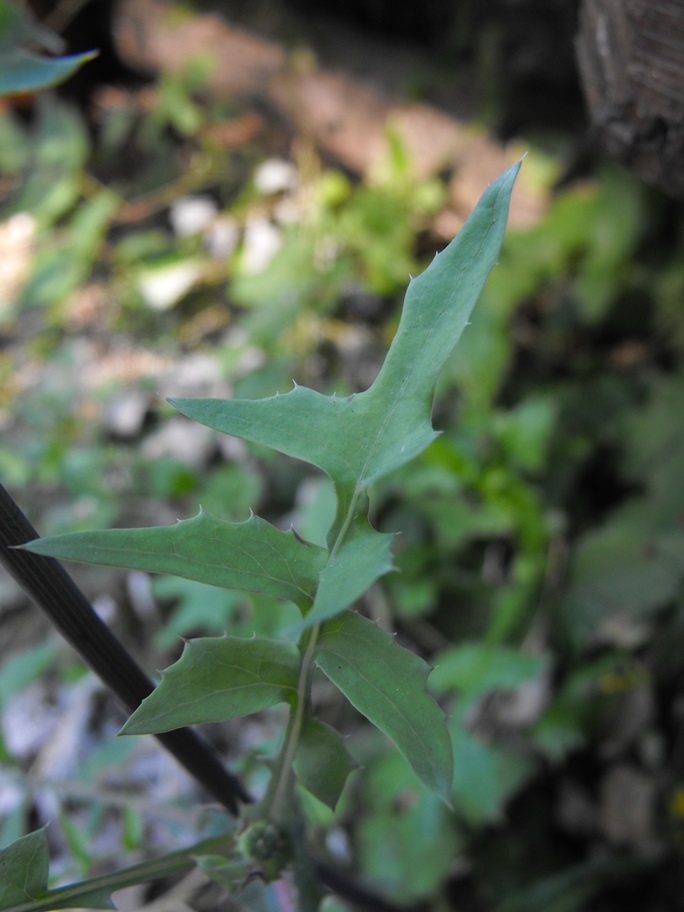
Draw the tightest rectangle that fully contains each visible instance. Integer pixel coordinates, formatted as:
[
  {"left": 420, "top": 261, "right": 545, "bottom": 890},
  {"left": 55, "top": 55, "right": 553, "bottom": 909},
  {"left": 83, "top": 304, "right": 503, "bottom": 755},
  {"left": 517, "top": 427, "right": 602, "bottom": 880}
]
[
  {"left": 263, "top": 486, "right": 365, "bottom": 823},
  {"left": 2, "top": 833, "right": 236, "bottom": 912},
  {"left": 262, "top": 624, "right": 321, "bottom": 825}
]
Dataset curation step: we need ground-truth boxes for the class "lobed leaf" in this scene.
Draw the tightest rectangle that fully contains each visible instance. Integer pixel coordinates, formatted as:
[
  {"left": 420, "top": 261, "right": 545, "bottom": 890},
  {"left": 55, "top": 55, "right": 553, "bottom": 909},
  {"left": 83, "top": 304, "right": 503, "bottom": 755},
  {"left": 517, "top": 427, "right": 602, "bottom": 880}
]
[
  {"left": 170, "top": 161, "right": 520, "bottom": 540},
  {"left": 313, "top": 611, "right": 453, "bottom": 801},
  {"left": 121, "top": 635, "right": 300, "bottom": 735},
  {"left": 21, "top": 509, "right": 327, "bottom": 611}
]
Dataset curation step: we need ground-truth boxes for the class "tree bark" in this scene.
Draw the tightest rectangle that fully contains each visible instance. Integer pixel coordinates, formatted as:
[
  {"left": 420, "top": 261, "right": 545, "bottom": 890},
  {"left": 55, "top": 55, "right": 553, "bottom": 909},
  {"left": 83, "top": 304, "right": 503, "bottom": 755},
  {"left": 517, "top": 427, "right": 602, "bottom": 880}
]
[{"left": 576, "top": 0, "right": 684, "bottom": 199}]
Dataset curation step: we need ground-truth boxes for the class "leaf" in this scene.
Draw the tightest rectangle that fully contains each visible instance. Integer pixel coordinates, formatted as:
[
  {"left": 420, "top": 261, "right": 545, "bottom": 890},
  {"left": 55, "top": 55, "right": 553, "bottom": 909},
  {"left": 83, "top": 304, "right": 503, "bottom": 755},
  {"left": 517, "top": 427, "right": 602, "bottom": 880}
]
[
  {"left": 430, "top": 642, "right": 547, "bottom": 704},
  {"left": 355, "top": 750, "right": 463, "bottom": 901},
  {"left": 294, "top": 719, "right": 358, "bottom": 810},
  {"left": 0, "top": 830, "right": 114, "bottom": 912},
  {"left": 294, "top": 522, "right": 395, "bottom": 633},
  {"left": 357, "top": 796, "right": 460, "bottom": 901},
  {"left": 169, "top": 161, "right": 520, "bottom": 539},
  {"left": 121, "top": 635, "right": 300, "bottom": 735},
  {"left": 0, "top": 48, "right": 98, "bottom": 97},
  {"left": 0, "top": 642, "right": 56, "bottom": 707},
  {"left": 0, "top": 830, "right": 48, "bottom": 909},
  {"left": 151, "top": 577, "right": 242, "bottom": 649},
  {"left": 530, "top": 655, "right": 620, "bottom": 762},
  {"left": 313, "top": 611, "right": 452, "bottom": 801},
  {"left": 22, "top": 509, "right": 327, "bottom": 611},
  {"left": 449, "top": 721, "right": 533, "bottom": 826},
  {"left": 0, "top": 1, "right": 97, "bottom": 98},
  {"left": 555, "top": 502, "right": 684, "bottom": 647}
]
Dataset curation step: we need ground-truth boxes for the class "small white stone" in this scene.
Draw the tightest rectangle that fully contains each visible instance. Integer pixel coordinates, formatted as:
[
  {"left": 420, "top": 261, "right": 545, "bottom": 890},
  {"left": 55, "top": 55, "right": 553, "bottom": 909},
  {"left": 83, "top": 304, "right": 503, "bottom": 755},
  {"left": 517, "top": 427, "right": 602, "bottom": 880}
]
[
  {"left": 205, "top": 215, "right": 240, "bottom": 258},
  {"left": 104, "top": 390, "right": 149, "bottom": 438},
  {"left": 241, "top": 219, "right": 282, "bottom": 274},
  {"left": 138, "top": 260, "right": 203, "bottom": 310},
  {"left": 141, "top": 417, "right": 215, "bottom": 467},
  {"left": 253, "top": 158, "right": 298, "bottom": 195},
  {"left": 169, "top": 195, "right": 217, "bottom": 237}
]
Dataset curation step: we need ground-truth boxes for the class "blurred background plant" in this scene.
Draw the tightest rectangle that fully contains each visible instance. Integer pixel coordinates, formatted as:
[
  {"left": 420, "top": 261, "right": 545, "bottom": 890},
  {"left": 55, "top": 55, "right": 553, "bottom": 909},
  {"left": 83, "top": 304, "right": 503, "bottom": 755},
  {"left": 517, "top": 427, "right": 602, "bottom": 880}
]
[{"left": 1, "top": 0, "right": 684, "bottom": 910}]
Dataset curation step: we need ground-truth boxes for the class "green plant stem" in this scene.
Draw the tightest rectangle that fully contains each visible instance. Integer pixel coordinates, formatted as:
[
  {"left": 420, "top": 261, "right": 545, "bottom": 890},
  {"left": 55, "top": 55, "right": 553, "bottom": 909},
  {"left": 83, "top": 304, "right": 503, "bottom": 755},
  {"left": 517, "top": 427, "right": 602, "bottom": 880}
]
[
  {"left": 263, "top": 490, "right": 363, "bottom": 823},
  {"left": 263, "top": 624, "right": 321, "bottom": 825},
  {"left": 2, "top": 834, "right": 235, "bottom": 912}
]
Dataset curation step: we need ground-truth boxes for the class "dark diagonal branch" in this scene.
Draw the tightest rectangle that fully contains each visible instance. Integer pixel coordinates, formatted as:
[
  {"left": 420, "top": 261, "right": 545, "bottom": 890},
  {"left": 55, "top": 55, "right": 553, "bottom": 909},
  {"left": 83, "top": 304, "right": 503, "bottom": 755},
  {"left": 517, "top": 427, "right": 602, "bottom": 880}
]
[{"left": 0, "top": 483, "right": 252, "bottom": 814}]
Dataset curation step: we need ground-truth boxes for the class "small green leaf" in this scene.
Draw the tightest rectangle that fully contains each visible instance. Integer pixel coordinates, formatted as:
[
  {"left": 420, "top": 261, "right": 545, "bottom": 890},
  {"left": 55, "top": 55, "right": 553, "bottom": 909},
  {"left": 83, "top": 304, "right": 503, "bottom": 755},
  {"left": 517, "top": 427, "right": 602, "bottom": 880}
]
[
  {"left": 0, "top": 642, "right": 56, "bottom": 707},
  {"left": 0, "top": 0, "right": 97, "bottom": 97},
  {"left": 449, "top": 720, "right": 534, "bottom": 826},
  {"left": 314, "top": 611, "right": 452, "bottom": 801},
  {"left": 294, "top": 719, "right": 358, "bottom": 810},
  {"left": 0, "top": 48, "right": 97, "bottom": 97},
  {"left": 0, "top": 830, "right": 48, "bottom": 908},
  {"left": 430, "top": 642, "right": 547, "bottom": 704},
  {"left": 356, "top": 752, "right": 462, "bottom": 901},
  {"left": 121, "top": 635, "right": 300, "bottom": 735},
  {"left": 556, "top": 505, "right": 684, "bottom": 646},
  {"left": 21, "top": 509, "right": 327, "bottom": 611},
  {"left": 0, "top": 830, "right": 114, "bottom": 911},
  {"left": 296, "top": 522, "right": 395, "bottom": 632}
]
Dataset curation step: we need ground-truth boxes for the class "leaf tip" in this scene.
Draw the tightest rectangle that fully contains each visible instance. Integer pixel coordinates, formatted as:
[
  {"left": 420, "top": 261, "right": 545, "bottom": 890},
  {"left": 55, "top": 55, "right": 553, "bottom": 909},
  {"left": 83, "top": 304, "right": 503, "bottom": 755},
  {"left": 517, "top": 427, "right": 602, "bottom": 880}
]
[{"left": 290, "top": 524, "right": 311, "bottom": 546}]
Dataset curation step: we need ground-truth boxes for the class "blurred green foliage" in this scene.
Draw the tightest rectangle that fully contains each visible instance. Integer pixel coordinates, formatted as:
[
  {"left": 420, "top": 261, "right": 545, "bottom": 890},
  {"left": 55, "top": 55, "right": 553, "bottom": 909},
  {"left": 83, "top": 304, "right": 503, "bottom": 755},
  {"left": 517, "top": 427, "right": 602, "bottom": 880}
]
[{"left": 1, "top": 27, "right": 683, "bottom": 909}]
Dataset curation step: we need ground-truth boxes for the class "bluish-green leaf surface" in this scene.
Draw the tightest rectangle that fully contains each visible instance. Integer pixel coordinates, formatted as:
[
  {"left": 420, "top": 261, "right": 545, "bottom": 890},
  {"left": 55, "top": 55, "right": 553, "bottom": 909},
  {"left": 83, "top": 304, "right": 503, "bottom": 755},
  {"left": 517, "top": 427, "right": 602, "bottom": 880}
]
[
  {"left": 313, "top": 611, "right": 452, "bottom": 801},
  {"left": 121, "top": 635, "right": 300, "bottom": 734},
  {"left": 23, "top": 509, "right": 327, "bottom": 611},
  {"left": 171, "top": 162, "right": 520, "bottom": 542},
  {"left": 0, "top": 48, "right": 97, "bottom": 97},
  {"left": 0, "top": 2, "right": 97, "bottom": 97}
]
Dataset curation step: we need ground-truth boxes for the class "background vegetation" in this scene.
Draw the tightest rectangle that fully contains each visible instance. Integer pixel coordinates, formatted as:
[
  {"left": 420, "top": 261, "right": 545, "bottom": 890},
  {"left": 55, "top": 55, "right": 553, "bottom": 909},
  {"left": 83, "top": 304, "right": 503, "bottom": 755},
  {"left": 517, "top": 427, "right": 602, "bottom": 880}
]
[{"left": 1, "top": 2, "right": 683, "bottom": 909}]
